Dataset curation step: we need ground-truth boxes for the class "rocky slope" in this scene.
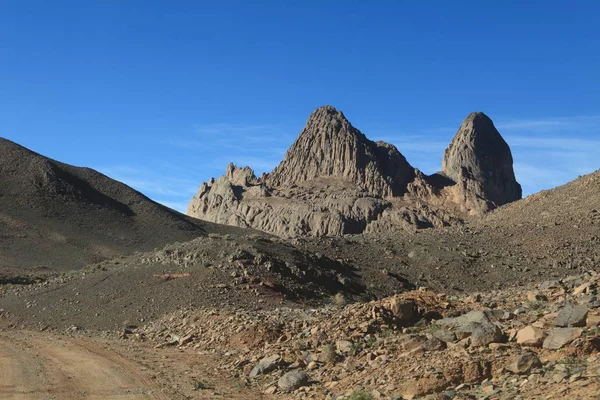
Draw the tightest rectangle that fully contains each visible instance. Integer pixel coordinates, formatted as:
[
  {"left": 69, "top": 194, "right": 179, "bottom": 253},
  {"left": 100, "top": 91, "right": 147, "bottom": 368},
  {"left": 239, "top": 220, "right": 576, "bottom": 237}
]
[
  {"left": 188, "top": 106, "right": 522, "bottom": 237},
  {"left": 0, "top": 232, "right": 366, "bottom": 331},
  {"left": 137, "top": 270, "right": 600, "bottom": 399},
  {"left": 0, "top": 137, "right": 244, "bottom": 271},
  {"left": 297, "top": 170, "right": 599, "bottom": 296}
]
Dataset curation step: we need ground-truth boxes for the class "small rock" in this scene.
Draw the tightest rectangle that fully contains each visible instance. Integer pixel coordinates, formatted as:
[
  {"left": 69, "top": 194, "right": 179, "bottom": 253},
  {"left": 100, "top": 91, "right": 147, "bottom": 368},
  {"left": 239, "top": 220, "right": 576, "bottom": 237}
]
[
  {"left": 264, "top": 386, "right": 278, "bottom": 394},
  {"left": 278, "top": 370, "right": 309, "bottom": 392},
  {"left": 527, "top": 292, "right": 547, "bottom": 302},
  {"left": 481, "top": 382, "right": 495, "bottom": 395},
  {"left": 335, "top": 340, "right": 354, "bottom": 354},
  {"left": 307, "top": 361, "right": 319, "bottom": 370},
  {"left": 540, "top": 280, "right": 562, "bottom": 290},
  {"left": 249, "top": 354, "right": 281, "bottom": 377},
  {"left": 432, "top": 329, "right": 457, "bottom": 343},
  {"left": 402, "top": 335, "right": 427, "bottom": 351},
  {"left": 489, "top": 343, "right": 510, "bottom": 351},
  {"left": 506, "top": 351, "right": 542, "bottom": 374},
  {"left": 543, "top": 328, "right": 583, "bottom": 350},
  {"left": 421, "top": 337, "right": 447, "bottom": 351},
  {"left": 470, "top": 323, "right": 504, "bottom": 347},
  {"left": 587, "top": 314, "right": 600, "bottom": 327},
  {"left": 516, "top": 326, "right": 545, "bottom": 347},
  {"left": 552, "top": 372, "right": 569, "bottom": 383},
  {"left": 554, "top": 303, "right": 588, "bottom": 327},
  {"left": 573, "top": 282, "right": 591, "bottom": 295},
  {"left": 463, "top": 360, "right": 492, "bottom": 383},
  {"left": 389, "top": 298, "right": 418, "bottom": 324}
]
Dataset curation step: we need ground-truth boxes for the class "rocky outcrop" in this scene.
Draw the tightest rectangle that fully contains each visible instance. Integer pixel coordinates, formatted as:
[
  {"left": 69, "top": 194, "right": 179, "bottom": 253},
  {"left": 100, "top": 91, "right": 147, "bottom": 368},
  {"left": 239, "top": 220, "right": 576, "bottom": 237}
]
[
  {"left": 187, "top": 163, "right": 393, "bottom": 237},
  {"left": 264, "top": 106, "right": 415, "bottom": 197},
  {"left": 441, "top": 112, "right": 522, "bottom": 211},
  {"left": 188, "top": 106, "right": 522, "bottom": 237}
]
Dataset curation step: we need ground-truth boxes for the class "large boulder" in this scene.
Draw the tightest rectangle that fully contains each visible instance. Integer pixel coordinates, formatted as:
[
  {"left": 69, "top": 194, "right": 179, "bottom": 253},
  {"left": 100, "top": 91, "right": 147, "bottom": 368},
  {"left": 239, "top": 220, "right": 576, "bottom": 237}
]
[{"left": 278, "top": 370, "right": 309, "bottom": 392}]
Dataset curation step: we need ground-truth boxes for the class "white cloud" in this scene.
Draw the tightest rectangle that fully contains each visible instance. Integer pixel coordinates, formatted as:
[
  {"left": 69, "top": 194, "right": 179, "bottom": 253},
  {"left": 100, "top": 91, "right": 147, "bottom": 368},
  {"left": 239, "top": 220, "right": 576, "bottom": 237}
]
[{"left": 497, "top": 115, "right": 600, "bottom": 132}]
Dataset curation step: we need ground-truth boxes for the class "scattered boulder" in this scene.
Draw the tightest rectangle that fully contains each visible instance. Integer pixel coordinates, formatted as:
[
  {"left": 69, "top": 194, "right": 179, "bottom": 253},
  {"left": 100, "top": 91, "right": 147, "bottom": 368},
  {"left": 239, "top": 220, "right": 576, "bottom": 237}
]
[
  {"left": 278, "top": 370, "right": 309, "bottom": 392},
  {"left": 249, "top": 354, "right": 281, "bottom": 377},
  {"left": 470, "top": 323, "right": 504, "bottom": 347},
  {"left": 516, "top": 326, "right": 545, "bottom": 347},
  {"left": 506, "top": 351, "right": 542, "bottom": 374},
  {"left": 389, "top": 298, "right": 418, "bottom": 324},
  {"left": 335, "top": 340, "right": 354, "bottom": 354},
  {"left": 421, "top": 337, "right": 447, "bottom": 351},
  {"left": 554, "top": 303, "right": 588, "bottom": 327},
  {"left": 543, "top": 328, "right": 583, "bottom": 350}
]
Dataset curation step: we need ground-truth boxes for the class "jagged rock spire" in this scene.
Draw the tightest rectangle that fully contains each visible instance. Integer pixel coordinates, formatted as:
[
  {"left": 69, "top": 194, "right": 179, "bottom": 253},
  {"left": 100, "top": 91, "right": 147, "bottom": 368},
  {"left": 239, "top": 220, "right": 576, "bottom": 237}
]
[
  {"left": 442, "top": 112, "right": 522, "bottom": 207},
  {"left": 264, "top": 105, "right": 415, "bottom": 197}
]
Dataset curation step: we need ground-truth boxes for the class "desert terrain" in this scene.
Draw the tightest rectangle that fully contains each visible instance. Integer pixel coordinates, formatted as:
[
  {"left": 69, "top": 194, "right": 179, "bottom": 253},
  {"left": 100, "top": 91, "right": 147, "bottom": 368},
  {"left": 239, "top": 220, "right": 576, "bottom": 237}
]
[{"left": 1, "top": 106, "right": 599, "bottom": 399}]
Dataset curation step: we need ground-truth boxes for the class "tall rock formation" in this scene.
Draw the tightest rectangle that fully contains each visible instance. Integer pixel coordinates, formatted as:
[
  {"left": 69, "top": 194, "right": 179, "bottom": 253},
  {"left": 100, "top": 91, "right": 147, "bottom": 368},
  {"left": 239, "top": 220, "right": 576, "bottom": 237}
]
[
  {"left": 265, "top": 106, "right": 415, "bottom": 197},
  {"left": 441, "top": 112, "right": 522, "bottom": 210},
  {"left": 188, "top": 106, "right": 522, "bottom": 237}
]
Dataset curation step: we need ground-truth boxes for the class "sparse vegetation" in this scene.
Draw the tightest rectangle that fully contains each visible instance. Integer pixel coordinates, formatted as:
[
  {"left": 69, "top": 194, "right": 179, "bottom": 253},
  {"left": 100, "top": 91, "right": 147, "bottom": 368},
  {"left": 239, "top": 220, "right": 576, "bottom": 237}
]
[
  {"left": 332, "top": 292, "right": 346, "bottom": 307},
  {"left": 364, "top": 336, "right": 377, "bottom": 348},
  {"left": 557, "top": 357, "right": 587, "bottom": 368},
  {"left": 321, "top": 343, "right": 337, "bottom": 364},
  {"left": 349, "top": 389, "right": 374, "bottom": 400},
  {"left": 191, "top": 379, "right": 210, "bottom": 390}
]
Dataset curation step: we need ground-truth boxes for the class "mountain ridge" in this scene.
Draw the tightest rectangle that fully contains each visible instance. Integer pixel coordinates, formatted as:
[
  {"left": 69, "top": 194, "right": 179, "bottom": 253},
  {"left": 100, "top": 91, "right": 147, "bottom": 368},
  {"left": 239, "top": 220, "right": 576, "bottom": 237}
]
[
  {"left": 188, "top": 105, "right": 522, "bottom": 237},
  {"left": 0, "top": 137, "right": 248, "bottom": 270}
]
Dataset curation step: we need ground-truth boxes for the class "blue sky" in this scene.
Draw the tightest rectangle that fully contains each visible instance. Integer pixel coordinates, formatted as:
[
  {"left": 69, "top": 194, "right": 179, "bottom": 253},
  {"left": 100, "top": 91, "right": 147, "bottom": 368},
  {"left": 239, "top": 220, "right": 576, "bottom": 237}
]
[{"left": 1, "top": 1, "right": 599, "bottom": 212}]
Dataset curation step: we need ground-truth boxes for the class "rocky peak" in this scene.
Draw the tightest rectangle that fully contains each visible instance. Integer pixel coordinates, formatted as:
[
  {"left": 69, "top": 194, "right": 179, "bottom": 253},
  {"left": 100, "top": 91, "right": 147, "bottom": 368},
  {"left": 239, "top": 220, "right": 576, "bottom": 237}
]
[
  {"left": 442, "top": 112, "right": 522, "bottom": 208},
  {"left": 264, "top": 105, "right": 415, "bottom": 197}
]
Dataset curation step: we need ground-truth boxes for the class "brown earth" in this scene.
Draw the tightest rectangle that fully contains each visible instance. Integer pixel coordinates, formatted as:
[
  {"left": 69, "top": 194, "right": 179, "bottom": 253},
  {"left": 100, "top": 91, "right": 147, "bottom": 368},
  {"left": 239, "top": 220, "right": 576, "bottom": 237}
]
[{"left": 0, "top": 330, "right": 269, "bottom": 399}]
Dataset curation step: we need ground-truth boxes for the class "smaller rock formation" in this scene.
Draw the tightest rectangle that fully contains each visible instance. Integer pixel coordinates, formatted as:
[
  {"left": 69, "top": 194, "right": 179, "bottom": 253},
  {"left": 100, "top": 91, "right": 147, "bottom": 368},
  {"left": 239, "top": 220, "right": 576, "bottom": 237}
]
[{"left": 441, "top": 112, "right": 522, "bottom": 212}]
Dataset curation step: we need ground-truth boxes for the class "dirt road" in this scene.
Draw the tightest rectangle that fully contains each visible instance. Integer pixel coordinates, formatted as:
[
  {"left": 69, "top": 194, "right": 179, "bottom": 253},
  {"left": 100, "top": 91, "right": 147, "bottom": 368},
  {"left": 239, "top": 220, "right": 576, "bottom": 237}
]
[
  {"left": 0, "top": 330, "right": 270, "bottom": 400},
  {"left": 0, "top": 331, "right": 170, "bottom": 400}
]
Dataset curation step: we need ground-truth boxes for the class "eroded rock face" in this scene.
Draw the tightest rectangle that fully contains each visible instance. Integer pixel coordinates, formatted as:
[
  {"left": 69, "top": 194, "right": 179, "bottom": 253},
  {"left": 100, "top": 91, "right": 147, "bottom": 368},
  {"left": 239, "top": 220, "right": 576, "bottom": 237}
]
[
  {"left": 441, "top": 112, "right": 522, "bottom": 210},
  {"left": 188, "top": 106, "right": 522, "bottom": 237},
  {"left": 265, "top": 105, "right": 415, "bottom": 197}
]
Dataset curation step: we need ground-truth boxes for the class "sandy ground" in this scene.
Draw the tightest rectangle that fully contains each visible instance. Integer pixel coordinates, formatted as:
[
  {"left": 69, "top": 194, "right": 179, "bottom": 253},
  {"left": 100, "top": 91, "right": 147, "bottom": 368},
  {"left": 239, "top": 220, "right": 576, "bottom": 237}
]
[{"left": 0, "top": 330, "right": 268, "bottom": 400}]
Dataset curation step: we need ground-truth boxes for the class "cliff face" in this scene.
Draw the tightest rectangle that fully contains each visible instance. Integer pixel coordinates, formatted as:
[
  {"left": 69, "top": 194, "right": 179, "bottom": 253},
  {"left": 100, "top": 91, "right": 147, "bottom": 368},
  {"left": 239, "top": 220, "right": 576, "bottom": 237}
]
[{"left": 188, "top": 106, "right": 522, "bottom": 237}]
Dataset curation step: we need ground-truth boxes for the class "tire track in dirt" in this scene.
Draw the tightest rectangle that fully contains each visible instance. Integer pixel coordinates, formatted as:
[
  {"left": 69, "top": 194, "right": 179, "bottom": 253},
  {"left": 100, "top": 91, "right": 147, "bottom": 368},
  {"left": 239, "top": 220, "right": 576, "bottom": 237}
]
[{"left": 0, "top": 331, "right": 170, "bottom": 400}]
